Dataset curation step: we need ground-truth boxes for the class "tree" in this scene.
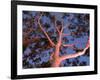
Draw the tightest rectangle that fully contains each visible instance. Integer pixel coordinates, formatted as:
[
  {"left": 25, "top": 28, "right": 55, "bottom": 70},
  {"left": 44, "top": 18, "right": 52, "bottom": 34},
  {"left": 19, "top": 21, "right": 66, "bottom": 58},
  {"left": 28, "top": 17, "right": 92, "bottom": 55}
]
[
  {"left": 37, "top": 13, "right": 89, "bottom": 67},
  {"left": 23, "top": 11, "right": 90, "bottom": 68}
]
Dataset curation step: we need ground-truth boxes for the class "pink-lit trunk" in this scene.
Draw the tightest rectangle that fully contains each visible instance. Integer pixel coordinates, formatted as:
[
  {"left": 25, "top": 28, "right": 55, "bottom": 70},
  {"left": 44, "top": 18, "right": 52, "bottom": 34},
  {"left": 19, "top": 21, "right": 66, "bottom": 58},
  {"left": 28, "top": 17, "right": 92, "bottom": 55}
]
[
  {"left": 51, "top": 45, "right": 61, "bottom": 67},
  {"left": 51, "top": 58, "right": 61, "bottom": 67},
  {"left": 51, "top": 33, "right": 62, "bottom": 67}
]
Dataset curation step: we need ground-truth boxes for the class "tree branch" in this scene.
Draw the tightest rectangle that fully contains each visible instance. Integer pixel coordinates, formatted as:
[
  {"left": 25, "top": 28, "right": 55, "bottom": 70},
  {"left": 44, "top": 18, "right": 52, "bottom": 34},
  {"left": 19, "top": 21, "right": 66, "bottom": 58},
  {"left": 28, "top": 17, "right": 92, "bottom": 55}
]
[
  {"left": 62, "top": 44, "right": 74, "bottom": 48},
  {"left": 60, "top": 38, "right": 90, "bottom": 61},
  {"left": 38, "top": 13, "right": 55, "bottom": 47},
  {"left": 62, "top": 33, "right": 70, "bottom": 36}
]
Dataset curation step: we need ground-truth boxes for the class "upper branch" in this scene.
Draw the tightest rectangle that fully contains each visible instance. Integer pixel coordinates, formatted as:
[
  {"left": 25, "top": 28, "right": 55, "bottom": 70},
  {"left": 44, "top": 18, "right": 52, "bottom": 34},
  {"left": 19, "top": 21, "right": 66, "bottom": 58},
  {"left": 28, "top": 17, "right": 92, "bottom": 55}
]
[
  {"left": 54, "top": 19, "right": 60, "bottom": 34},
  {"left": 56, "top": 20, "right": 64, "bottom": 45},
  {"left": 38, "top": 13, "right": 55, "bottom": 47}
]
